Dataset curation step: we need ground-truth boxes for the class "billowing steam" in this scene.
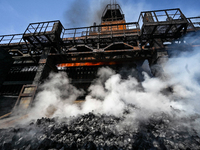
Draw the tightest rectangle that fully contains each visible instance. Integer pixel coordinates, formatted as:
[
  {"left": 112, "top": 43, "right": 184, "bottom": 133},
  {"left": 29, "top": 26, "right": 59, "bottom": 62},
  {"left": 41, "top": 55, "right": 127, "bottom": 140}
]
[
  {"left": 28, "top": 72, "right": 84, "bottom": 119},
  {"left": 25, "top": 33, "right": 200, "bottom": 135}
]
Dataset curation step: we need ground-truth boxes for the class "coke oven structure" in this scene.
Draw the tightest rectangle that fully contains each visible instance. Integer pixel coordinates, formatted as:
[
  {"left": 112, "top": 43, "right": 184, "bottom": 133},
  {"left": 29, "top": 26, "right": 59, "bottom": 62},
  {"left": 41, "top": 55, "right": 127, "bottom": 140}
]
[{"left": 0, "top": 3, "right": 200, "bottom": 118}]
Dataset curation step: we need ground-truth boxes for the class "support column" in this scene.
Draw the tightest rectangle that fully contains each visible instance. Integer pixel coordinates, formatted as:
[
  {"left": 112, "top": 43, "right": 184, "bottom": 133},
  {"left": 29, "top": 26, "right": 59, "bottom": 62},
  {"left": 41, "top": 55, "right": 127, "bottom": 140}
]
[
  {"left": 148, "top": 50, "right": 168, "bottom": 78},
  {"left": 33, "top": 48, "right": 57, "bottom": 85}
]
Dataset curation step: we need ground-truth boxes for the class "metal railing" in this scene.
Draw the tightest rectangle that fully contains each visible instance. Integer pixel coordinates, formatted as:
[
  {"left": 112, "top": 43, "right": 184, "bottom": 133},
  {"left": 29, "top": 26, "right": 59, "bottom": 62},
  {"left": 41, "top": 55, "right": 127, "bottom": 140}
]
[
  {"left": 187, "top": 17, "right": 200, "bottom": 31},
  {"left": 0, "top": 34, "right": 25, "bottom": 46},
  {"left": 0, "top": 9, "right": 199, "bottom": 48},
  {"left": 61, "top": 22, "right": 140, "bottom": 40},
  {"left": 0, "top": 22, "right": 139, "bottom": 47},
  {"left": 138, "top": 8, "right": 187, "bottom": 27},
  {"left": 24, "top": 20, "right": 63, "bottom": 35}
]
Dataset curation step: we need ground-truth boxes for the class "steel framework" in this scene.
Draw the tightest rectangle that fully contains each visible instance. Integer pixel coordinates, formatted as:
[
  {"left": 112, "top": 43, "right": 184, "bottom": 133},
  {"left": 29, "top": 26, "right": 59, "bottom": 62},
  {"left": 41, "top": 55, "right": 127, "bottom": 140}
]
[{"left": 0, "top": 7, "right": 200, "bottom": 117}]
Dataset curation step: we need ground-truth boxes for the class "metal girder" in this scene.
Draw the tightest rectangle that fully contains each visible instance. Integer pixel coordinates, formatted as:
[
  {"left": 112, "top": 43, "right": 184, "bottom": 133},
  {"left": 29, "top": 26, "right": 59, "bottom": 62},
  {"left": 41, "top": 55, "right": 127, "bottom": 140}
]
[
  {"left": 0, "top": 8, "right": 199, "bottom": 58},
  {"left": 0, "top": 7, "right": 200, "bottom": 118},
  {"left": 13, "top": 85, "right": 37, "bottom": 111}
]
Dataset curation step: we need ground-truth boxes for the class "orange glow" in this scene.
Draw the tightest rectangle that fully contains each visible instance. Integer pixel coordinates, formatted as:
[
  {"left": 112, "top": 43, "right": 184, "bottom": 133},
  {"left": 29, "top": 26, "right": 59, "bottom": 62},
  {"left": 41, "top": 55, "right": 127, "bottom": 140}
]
[
  {"left": 57, "top": 62, "right": 118, "bottom": 67},
  {"left": 101, "top": 20, "right": 127, "bottom": 31}
]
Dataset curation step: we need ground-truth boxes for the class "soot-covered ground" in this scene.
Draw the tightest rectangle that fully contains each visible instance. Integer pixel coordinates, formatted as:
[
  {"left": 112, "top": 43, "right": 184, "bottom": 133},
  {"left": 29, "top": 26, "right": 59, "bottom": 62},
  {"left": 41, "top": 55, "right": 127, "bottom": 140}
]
[{"left": 0, "top": 112, "right": 200, "bottom": 150}]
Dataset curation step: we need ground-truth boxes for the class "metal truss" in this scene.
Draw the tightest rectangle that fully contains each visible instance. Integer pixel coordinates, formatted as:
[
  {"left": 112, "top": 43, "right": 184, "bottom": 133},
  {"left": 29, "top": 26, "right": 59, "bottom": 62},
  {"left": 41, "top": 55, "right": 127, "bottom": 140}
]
[
  {"left": 0, "top": 8, "right": 199, "bottom": 58},
  {"left": 0, "top": 8, "right": 200, "bottom": 96}
]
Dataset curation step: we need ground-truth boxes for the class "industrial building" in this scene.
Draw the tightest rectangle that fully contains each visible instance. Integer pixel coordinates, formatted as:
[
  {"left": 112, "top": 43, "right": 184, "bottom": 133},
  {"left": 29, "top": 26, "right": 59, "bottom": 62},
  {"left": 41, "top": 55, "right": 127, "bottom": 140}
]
[{"left": 0, "top": 3, "right": 199, "bottom": 118}]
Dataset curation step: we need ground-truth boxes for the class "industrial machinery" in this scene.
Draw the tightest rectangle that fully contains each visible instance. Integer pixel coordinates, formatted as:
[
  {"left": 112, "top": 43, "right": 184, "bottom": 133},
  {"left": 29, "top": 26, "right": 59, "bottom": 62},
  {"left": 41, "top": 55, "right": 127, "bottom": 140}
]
[{"left": 0, "top": 3, "right": 200, "bottom": 119}]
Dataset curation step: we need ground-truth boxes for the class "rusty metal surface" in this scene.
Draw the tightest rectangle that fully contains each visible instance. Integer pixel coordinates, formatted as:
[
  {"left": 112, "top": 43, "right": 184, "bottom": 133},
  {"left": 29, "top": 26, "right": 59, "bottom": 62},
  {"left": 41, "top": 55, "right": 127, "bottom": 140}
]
[
  {"left": 0, "top": 9, "right": 199, "bottom": 57},
  {"left": 13, "top": 85, "right": 37, "bottom": 111},
  {"left": 0, "top": 6, "right": 199, "bottom": 115}
]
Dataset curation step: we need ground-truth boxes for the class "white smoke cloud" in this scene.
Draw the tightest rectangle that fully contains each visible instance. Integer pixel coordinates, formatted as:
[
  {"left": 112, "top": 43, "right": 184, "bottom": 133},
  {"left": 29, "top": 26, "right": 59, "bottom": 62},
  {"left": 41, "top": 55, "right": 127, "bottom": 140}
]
[
  {"left": 28, "top": 72, "right": 84, "bottom": 119},
  {"left": 164, "top": 38, "right": 200, "bottom": 115},
  {"left": 23, "top": 32, "right": 200, "bottom": 135}
]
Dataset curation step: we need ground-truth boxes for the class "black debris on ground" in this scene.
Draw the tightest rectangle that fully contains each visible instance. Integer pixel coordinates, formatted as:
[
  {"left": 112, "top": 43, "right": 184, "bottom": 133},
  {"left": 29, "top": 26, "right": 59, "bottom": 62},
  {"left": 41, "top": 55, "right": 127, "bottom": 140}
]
[{"left": 0, "top": 112, "right": 200, "bottom": 150}]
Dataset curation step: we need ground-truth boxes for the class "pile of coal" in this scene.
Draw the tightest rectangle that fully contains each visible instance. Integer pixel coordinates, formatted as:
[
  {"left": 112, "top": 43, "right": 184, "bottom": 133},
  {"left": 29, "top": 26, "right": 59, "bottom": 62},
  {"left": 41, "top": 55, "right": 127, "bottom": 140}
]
[{"left": 0, "top": 112, "right": 200, "bottom": 150}]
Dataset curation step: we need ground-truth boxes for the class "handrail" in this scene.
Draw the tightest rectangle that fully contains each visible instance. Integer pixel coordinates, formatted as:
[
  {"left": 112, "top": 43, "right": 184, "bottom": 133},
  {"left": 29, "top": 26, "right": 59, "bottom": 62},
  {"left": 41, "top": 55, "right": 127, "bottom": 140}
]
[
  {"left": 64, "top": 22, "right": 139, "bottom": 31},
  {"left": 138, "top": 8, "right": 187, "bottom": 24}
]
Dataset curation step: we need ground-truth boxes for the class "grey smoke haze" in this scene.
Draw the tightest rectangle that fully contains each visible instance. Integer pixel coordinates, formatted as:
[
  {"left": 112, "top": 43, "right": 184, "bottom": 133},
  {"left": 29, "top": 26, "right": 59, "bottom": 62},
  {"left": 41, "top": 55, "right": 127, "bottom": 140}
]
[
  {"left": 64, "top": 0, "right": 151, "bottom": 28},
  {"left": 65, "top": 0, "right": 108, "bottom": 28}
]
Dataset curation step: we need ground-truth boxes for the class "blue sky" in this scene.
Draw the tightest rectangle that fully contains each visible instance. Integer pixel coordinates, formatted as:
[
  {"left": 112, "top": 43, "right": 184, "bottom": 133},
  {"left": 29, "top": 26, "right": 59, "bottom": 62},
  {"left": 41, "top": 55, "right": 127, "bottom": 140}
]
[{"left": 0, "top": 0, "right": 200, "bottom": 35}]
